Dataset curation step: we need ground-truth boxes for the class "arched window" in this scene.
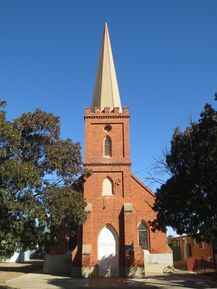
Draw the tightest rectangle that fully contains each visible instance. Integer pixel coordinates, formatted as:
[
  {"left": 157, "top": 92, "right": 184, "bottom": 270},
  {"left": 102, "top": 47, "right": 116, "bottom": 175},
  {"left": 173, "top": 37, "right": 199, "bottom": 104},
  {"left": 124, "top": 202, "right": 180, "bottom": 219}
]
[
  {"left": 102, "top": 177, "right": 113, "bottom": 196},
  {"left": 138, "top": 221, "right": 149, "bottom": 250},
  {"left": 104, "top": 135, "right": 112, "bottom": 157}
]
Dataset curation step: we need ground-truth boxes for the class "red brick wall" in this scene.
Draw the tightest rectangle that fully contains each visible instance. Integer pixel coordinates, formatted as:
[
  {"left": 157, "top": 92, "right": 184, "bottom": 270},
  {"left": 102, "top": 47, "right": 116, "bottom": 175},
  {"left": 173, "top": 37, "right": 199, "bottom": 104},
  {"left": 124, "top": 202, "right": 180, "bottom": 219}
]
[
  {"left": 130, "top": 175, "right": 171, "bottom": 256},
  {"left": 172, "top": 236, "right": 212, "bottom": 262},
  {"left": 192, "top": 241, "right": 212, "bottom": 261},
  {"left": 82, "top": 107, "right": 171, "bottom": 273},
  {"left": 84, "top": 107, "right": 130, "bottom": 165}
]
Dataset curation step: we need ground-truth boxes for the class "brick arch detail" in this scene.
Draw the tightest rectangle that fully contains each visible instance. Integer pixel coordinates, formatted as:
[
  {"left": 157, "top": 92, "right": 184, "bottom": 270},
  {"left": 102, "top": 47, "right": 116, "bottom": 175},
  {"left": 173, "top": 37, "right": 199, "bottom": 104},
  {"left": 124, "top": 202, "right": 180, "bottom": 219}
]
[{"left": 98, "top": 223, "right": 119, "bottom": 238}]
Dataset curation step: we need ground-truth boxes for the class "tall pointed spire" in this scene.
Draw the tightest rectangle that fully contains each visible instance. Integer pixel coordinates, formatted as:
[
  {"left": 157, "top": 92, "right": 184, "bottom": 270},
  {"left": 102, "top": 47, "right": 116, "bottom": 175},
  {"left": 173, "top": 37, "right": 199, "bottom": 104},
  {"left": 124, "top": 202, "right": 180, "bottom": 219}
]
[{"left": 91, "top": 23, "right": 122, "bottom": 112}]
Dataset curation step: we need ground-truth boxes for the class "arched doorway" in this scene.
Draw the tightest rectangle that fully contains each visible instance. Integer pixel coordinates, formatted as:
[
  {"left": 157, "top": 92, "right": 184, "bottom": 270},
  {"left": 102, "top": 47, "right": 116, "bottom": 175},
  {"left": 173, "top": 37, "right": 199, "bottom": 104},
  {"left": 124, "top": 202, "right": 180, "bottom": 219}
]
[{"left": 98, "top": 225, "right": 119, "bottom": 277}]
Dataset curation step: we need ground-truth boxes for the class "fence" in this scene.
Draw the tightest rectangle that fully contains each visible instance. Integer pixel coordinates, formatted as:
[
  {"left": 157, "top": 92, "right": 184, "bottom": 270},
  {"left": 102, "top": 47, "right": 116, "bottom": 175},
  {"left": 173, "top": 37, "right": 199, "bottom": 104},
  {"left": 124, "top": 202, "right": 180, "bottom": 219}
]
[{"left": 193, "top": 259, "right": 215, "bottom": 272}]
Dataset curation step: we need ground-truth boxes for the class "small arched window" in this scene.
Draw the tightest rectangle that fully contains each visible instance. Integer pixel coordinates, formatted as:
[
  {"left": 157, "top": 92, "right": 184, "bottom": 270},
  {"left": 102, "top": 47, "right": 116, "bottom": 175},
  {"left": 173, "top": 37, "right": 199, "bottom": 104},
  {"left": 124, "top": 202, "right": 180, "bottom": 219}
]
[
  {"left": 104, "top": 135, "right": 112, "bottom": 157},
  {"left": 138, "top": 221, "right": 149, "bottom": 250},
  {"left": 102, "top": 177, "right": 113, "bottom": 196}
]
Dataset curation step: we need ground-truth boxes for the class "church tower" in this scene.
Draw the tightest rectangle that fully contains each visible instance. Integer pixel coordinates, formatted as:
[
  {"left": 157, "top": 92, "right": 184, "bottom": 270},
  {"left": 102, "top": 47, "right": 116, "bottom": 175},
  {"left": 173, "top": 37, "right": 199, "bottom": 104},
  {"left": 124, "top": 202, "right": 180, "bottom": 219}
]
[
  {"left": 43, "top": 24, "right": 172, "bottom": 277},
  {"left": 80, "top": 23, "right": 172, "bottom": 278}
]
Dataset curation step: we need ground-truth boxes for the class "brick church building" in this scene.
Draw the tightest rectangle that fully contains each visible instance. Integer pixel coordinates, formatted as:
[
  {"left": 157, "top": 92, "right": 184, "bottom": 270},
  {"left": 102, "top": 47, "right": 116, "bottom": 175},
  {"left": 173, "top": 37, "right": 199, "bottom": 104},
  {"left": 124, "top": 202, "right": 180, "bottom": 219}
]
[{"left": 44, "top": 23, "right": 172, "bottom": 277}]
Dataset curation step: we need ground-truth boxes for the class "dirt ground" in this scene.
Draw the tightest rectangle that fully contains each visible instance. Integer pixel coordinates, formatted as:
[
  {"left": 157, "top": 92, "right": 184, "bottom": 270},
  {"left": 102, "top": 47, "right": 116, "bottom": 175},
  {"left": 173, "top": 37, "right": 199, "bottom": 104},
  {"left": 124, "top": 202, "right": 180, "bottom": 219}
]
[{"left": 0, "top": 260, "right": 43, "bottom": 283}]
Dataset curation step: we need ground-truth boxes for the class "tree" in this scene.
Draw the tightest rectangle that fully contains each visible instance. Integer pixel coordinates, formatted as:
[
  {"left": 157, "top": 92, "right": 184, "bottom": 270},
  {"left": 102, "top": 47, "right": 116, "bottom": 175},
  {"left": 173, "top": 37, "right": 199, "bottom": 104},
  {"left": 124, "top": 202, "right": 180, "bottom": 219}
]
[
  {"left": 152, "top": 103, "right": 217, "bottom": 244},
  {"left": 0, "top": 102, "right": 86, "bottom": 259}
]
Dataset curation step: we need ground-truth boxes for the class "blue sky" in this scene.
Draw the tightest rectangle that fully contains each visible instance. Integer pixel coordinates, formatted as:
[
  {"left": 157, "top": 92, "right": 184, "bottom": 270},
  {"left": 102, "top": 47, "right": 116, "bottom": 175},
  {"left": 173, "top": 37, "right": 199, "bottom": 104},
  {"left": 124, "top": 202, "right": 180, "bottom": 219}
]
[{"left": 0, "top": 1, "right": 216, "bottom": 235}]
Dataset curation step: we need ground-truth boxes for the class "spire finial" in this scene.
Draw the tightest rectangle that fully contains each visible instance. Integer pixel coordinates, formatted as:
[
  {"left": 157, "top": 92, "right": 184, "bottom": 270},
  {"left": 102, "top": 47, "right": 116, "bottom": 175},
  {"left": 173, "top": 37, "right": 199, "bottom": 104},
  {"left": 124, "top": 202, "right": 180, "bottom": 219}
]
[{"left": 91, "top": 23, "right": 122, "bottom": 112}]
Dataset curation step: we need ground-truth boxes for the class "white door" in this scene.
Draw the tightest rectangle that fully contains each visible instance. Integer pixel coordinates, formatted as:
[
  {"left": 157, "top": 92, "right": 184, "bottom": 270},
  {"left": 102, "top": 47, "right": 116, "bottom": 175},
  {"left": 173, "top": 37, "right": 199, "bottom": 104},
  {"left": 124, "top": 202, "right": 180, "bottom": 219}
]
[{"left": 98, "top": 225, "right": 118, "bottom": 277}]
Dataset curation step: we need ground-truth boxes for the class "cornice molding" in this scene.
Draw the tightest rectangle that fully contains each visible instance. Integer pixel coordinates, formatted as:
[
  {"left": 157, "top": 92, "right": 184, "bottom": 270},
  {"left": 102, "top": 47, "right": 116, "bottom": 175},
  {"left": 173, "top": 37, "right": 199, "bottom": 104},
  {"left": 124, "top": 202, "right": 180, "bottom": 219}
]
[
  {"left": 84, "top": 115, "right": 130, "bottom": 120},
  {"left": 84, "top": 162, "right": 132, "bottom": 167}
]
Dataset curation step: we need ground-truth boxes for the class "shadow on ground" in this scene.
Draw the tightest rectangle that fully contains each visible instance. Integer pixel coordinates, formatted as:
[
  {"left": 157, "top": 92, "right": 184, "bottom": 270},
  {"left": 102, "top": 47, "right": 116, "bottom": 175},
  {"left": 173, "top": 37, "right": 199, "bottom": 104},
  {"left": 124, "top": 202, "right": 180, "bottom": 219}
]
[
  {"left": 47, "top": 274, "right": 217, "bottom": 289},
  {"left": 0, "top": 260, "right": 43, "bottom": 274},
  {"left": 47, "top": 277, "right": 158, "bottom": 288},
  {"left": 47, "top": 278, "right": 88, "bottom": 289},
  {"left": 1, "top": 272, "right": 217, "bottom": 289},
  {"left": 0, "top": 260, "right": 44, "bottom": 286},
  {"left": 141, "top": 273, "right": 217, "bottom": 289}
]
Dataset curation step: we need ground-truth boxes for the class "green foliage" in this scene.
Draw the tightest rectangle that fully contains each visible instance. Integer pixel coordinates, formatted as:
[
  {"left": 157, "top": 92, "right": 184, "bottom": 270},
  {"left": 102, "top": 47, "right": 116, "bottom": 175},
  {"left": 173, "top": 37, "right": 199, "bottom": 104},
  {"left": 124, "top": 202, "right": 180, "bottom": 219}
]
[
  {"left": 152, "top": 103, "right": 217, "bottom": 242},
  {"left": 0, "top": 102, "right": 86, "bottom": 258}
]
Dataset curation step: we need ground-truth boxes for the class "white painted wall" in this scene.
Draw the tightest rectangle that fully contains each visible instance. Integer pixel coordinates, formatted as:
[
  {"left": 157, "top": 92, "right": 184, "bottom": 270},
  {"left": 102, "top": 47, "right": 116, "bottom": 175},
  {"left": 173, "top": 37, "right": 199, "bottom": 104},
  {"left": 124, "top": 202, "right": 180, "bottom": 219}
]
[
  {"left": 144, "top": 253, "right": 173, "bottom": 273},
  {"left": 3, "top": 251, "right": 31, "bottom": 263},
  {"left": 144, "top": 253, "right": 173, "bottom": 265}
]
